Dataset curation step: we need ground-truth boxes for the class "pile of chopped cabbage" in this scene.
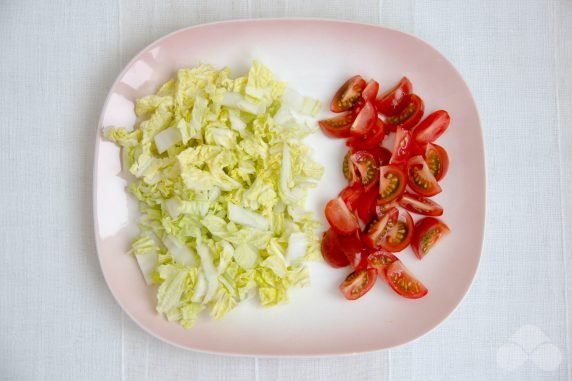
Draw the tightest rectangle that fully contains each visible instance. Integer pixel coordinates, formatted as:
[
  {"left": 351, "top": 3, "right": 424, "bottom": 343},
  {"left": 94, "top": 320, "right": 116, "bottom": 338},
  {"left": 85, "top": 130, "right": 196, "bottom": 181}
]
[{"left": 104, "top": 61, "right": 323, "bottom": 327}]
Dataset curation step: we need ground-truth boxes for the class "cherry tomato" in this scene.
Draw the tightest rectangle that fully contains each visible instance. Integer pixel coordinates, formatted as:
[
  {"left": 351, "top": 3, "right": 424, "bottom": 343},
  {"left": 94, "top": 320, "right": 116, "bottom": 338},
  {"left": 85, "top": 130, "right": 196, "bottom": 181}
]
[
  {"left": 338, "top": 232, "right": 368, "bottom": 269},
  {"left": 355, "top": 183, "right": 379, "bottom": 224},
  {"left": 339, "top": 268, "right": 377, "bottom": 300},
  {"left": 325, "top": 197, "right": 359, "bottom": 235},
  {"left": 424, "top": 143, "right": 449, "bottom": 181},
  {"left": 350, "top": 101, "right": 377, "bottom": 136},
  {"left": 368, "top": 145, "right": 392, "bottom": 166},
  {"left": 385, "top": 94, "right": 424, "bottom": 131},
  {"left": 411, "top": 217, "right": 450, "bottom": 260},
  {"left": 375, "top": 77, "right": 413, "bottom": 116},
  {"left": 378, "top": 165, "right": 407, "bottom": 204},
  {"left": 343, "top": 151, "right": 358, "bottom": 184},
  {"left": 398, "top": 192, "right": 443, "bottom": 216},
  {"left": 375, "top": 199, "right": 398, "bottom": 218},
  {"left": 412, "top": 110, "right": 450, "bottom": 144},
  {"left": 350, "top": 151, "right": 378, "bottom": 188},
  {"left": 361, "top": 79, "right": 380, "bottom": 103},
  {"left": 407, "top": 156, "right": 442, "bottom": 197},
  {"left": 386, "top": 260, "right": 428, "bottom": 299},
  {"left": 347, "top": 118, "right": 385, "bottom": 150},
  {"left": 339, "top": 183, "right": 363, "bottom": 211},
  {"left": 367, "top": 250, "right": 399, "bottom": 281},
  {"left": 378, "top": 210, "right": 414, "bottom": 252},
  {"left": 364, "top": 207, "right": 398, "bottom": 249},
  {"left": 389, "top": 127, "right": 413, "bottom": 166},
  {"left": 318, "top": 112, "right": 355, "bottom": 138},
  {"left": 330, "top": 75, "right": 367, "bottom": 113},
  {"left": 321, "top": 229, "right": 350, "bottom": 268}
]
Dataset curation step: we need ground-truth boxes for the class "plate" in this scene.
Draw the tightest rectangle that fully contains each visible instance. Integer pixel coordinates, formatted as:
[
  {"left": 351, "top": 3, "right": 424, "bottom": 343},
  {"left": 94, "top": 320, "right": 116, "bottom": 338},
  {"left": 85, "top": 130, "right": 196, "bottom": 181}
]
[{"left": 93, "top": 19, "right": 485, "bottom": 356}]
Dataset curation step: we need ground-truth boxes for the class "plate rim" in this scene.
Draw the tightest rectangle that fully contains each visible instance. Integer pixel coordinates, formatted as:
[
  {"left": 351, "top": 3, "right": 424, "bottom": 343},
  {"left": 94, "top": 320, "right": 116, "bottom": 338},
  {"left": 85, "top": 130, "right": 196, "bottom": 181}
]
[{"left": 92, "top": 17, "right": 487, "bottom": 357}]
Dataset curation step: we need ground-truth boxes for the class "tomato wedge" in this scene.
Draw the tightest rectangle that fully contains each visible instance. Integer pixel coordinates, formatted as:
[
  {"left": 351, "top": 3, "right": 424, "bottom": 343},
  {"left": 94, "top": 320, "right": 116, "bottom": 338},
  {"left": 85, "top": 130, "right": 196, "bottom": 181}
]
[
  {"left": 338, "top": 232, "right": 368, "bottom": 269},
  {"left": 325, "top": 197, "right": 359, "bottom": 235},
  {"left": 378, "top": 165, "right": 407, "bottom": 204},
  {"left": 330, "top": 75, "right": 367, "bottom": 113},
  {"left": 355, "top": 183, "right": 379, "bottom": 224},
  {"left": 339, "top": 183, "right": 363, "bottom": 211},
  {"left": 339, "top": 268, "right": 377, "bottom": 300},
  {"left": 385, "top": 94, "right": 424, "bottom": 131},
  {"left": 407, "top": 156, "right": 442, "bottom": 197},
  {"left": 424, "top": 143, "right": 449, "bottom": 181},
  {"left": 347, "top": 118, "right": 385, "bottom": 150},
  {"left": 398, "top": 192, "right": 443, "bottom": 216},
  {"left": 375, "top": 199, "right": 398, "bottom": 218},
  {"left": 350, "top": 151, "right": 378, "bottom": 188},
  {"left": 342, "top": 151, "right": 358, "bottom": 184},
  {"left": 412, "top": 110, "right": 450, "bottom": 144},
  {"left": 350, "top": 101, "right": 376, "bottom": 137},
  {"left": 389, "top": 127, "right": 413, "bottom": 166},
  {"left": 367, "top": 250, "right": 399, "bottom": 280},
  {"left": 411, "top": 217, "right": 451, "bottom": 260},
  {"left": 376, "top": 77, "right": 413, "bottom": 116},
  {"left": 378, "top": 210, "right": 414, "bottom": 252},
  {"left": 361, "top": 79, "right": 380, "bottom": 103},
  {"left": 321, "top": 229, "right": 350, "bottom": 268},
  {"left": 364, "top": 207, "right": 398, "bottom": 249},
  {"left": 368, "top": 145, "right": 392, "bottom": 166},
  {"left": 386, "top": 260, "right": 428, "bottom": 299},
  {"left": 318, "top": 112, "right": 355, "bottom": 138}
]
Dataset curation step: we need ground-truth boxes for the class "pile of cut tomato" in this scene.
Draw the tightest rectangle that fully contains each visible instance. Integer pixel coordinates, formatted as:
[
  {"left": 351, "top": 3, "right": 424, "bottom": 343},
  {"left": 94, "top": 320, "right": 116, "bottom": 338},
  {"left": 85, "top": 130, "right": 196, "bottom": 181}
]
[{"left": 319, "top": 75, "right": 451, "bottom": 300}]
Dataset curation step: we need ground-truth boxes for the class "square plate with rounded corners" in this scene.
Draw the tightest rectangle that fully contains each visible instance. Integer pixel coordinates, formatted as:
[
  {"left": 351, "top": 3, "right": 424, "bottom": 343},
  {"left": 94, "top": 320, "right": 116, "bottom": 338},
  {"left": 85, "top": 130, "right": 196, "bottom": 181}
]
[{"left": 94, "top": 19, "right": 485, "bottom": 357}]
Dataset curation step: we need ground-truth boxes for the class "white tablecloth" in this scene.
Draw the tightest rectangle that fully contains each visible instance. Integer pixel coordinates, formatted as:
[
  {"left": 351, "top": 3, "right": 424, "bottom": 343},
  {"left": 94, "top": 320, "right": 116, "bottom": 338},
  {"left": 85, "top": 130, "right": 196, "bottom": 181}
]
[{"left": 1, "top": 1, "right": 570, "bottom": 380}]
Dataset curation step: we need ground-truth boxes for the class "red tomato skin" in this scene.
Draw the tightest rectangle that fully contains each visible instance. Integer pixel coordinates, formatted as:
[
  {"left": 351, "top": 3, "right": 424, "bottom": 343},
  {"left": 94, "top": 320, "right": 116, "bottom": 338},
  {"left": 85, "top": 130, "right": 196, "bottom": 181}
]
[
  {"left": 411, "top": 217, "right": 451, "bottom": 260},
  {"left": 325, "top": 197, "right": 359, "bottom": 235},
  {"left": 376, "top": 77, "right": 413, "bottom": 116},
  {"left": 331, "top": 75, "right": 367, "bottom": 113},
  {"left": 412, "top": 110, "right": 450, "bottom": 144},
  {"left": 318, "top": 112, "right": 355, "bottom": 138},
  {"left": 398, "top": 192, "right": 444, "bottom": 216},
  {"left": 424, "top": 143, "right": 449, "bottom": 181},
  {"left": 321, "top": 229, "right": 351, "bottom": 268},
  {"left": 384, "top": 94, "right": 425, "bottom": 132}
]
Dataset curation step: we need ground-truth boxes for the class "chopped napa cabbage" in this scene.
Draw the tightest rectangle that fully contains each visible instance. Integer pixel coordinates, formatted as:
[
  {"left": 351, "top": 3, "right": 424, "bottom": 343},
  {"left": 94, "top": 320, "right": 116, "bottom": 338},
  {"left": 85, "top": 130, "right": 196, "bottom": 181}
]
[{"left": 104, "top": 61, "right": 323, "bottom": 328}]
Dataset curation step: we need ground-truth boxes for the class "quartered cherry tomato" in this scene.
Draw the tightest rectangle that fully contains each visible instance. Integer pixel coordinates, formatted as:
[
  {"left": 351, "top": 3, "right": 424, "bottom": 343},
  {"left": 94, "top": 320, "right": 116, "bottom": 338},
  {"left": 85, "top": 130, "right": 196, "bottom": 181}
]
[
  {"left": 412, "top": 110, "right": 450, "bottom": 144},
  {"left": 331, "top": 75, "right": 367, "bottom": 113},
  {"left": 407, "top": 156, "right": 442, "bottom": 197},
  {"left": 339, "top": 268, "right": 377, "bottom": 300},
  {"left": 375, "top": 77, "right": 413, "bottom": 116},
  {"left": 367, "top": 145, "right": 392, "bottom": 166},
  {"left": 389, "top": 127, "right": 413, "bottom": 166},
  {"left": 338, "top": 231, "right": 368, "bottom": 269},
  {"left": 411, "top": 217, "right": 450, "bottom": 260},
  {"left": 325, "top": 197, "right": 359, "bottom": 235},
  {"left": 375, "top": 199, "right": 398, "bottom": 219},
  {"left": 339, "top": 182, "right": 363, "bottom": 211},
  {"left": 350, "top": 101, "right": 377, "bottom": 137},
  {"left": 318, "top": 112, "right": 355, "bottom": 138},
  {"left": 385, "top": 94, "right": 424, "bottom": 131},
  {"left": 347, "top": 118, "right": 385, "bottom": 150},
  {"left": 378, "top": 210, "right": 414, "bottom": 252},
  {"left": 424, "top": 143, "right": 449, "bottom": 181},
  {"left": 364, "top": 207, "right": 398, "bottom": 249},
  {"left": 398, "top": 192, "right": 443, "bottom": 216},
  {"left": 386, "top": 260, "right": 428, "bottom": 299},
  {"left": 367, "top": 250, "right": 399, "bottom": 281},
  {"left": 321, "top": 229, "right": 351, "bottom": 268},
  {"left": 378, "top": 165, "right": 407, "bottom": 204},
  {"left": 361, "top": 79, "right": 380, "bottom": 103}
]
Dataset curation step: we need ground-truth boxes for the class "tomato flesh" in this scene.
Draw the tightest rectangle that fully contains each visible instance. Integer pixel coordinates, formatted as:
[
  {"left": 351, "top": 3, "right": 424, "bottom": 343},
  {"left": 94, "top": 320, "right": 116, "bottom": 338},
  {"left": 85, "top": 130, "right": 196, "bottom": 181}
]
[
  {"left": 407, "top": 155, "right": 442, "bottom": 197},
  {"left": 319, "top": 112, "right": 355, "bottom": 138},
  {"left": 339, "top": 268, "right": 377, "bottom": 300},
  {"left": 368, "top": 145, "right": 392, "bottom": 167},
  {"left": 379, "top": 210, "right": 414, "bottom": 252},
  {"left": 325, "top": 197, "right": 359, "bottom": 235},
  {"left": 376, "top": 77, "right": 413, "bottom": 116},
  {"left": 321, "top": 229, "right": 350, "bottom": 268},
  {"left": 350, "top": 101, "right": 376, "bottom": 136},
  {"left": 331, "top": 75, "right": 367, "bottom": 113},
  {"left": 361, "top": 79, "right": 380, "bottom": 103},
  {"left": 351, "top": 151, "right": 378, "bottom": 187},
  {"left": 411, "top": 217, "right": 450, "bottom": 259},
  {"left": 412, "top": 110, "right": 450, "bottom": 144},
  {"left": 338, "top": 232, "right": 368, "bottom": 269},
  {"left": 367, "top": 250, "right": 399, "bottom": 280},
  {"left": 385, "top": 94, "right": 424, "bottom": 131},
  {"left": 389, "top": 127, "right": 413, "bottom": 166},
  {"left": 378, "top": 165, "right": 407, "bottom": 203},
  {"left": 355, "top": 183, "right": 379, "bottom": 224},
  {"left": 339, "top": 183, "right": 363, "bottom": 211},
  {"left": 347, "top": 118, "right": 385, "bottom": 150},
  {"left": 398, "top": 192, "right": 443, "bottom": 216},
  {"left": 375, "top": 199, "right": 398, "bottom": 219},
  {"left": 386, "top": 260, "right": 428, "bottom": 299},
  {"left": 364, "top": 207, "right": 398, "bottom": 249},
  {"left": 424, "top": 143, "right": 449, "bottom": 181}
]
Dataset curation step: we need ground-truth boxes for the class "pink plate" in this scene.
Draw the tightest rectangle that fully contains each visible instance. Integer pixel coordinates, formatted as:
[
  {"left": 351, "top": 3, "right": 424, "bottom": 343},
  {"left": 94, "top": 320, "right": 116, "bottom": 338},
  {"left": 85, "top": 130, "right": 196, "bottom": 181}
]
[{"left": 93, "top": 19, "right": 485, "bottom": 356}]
